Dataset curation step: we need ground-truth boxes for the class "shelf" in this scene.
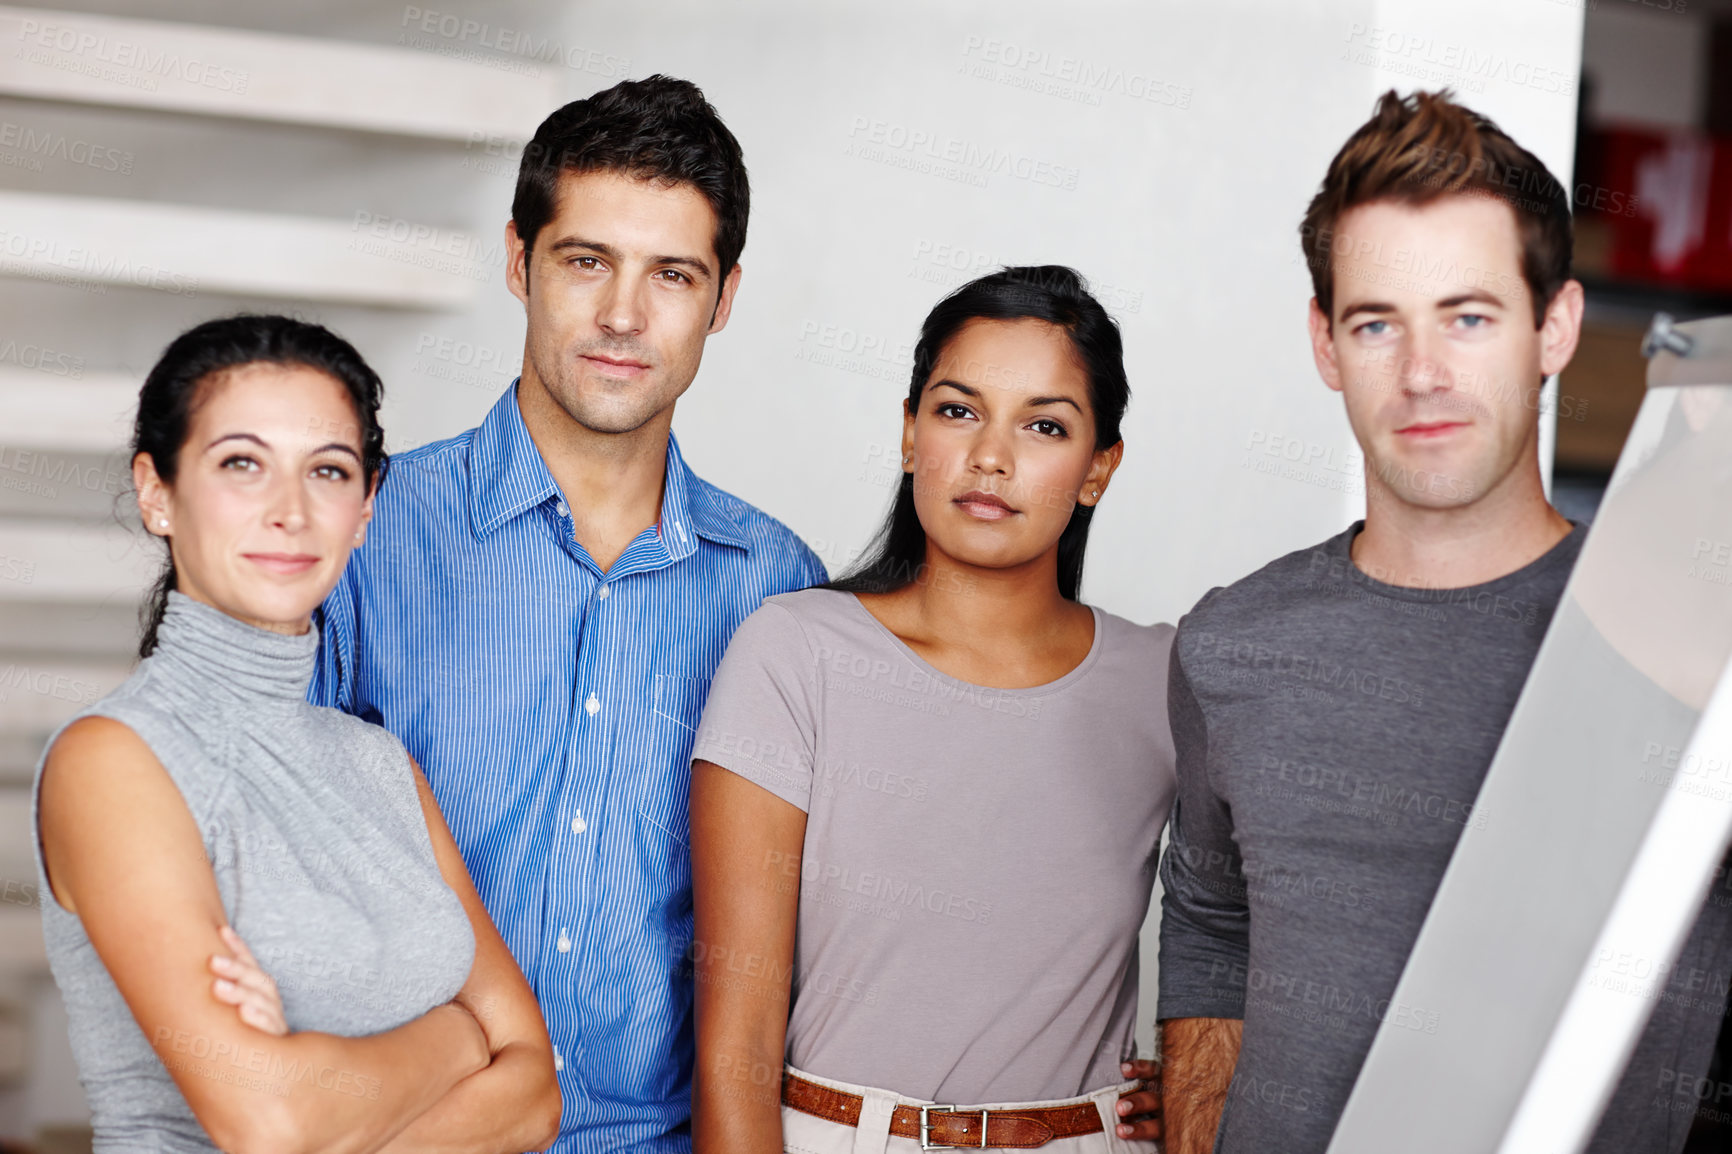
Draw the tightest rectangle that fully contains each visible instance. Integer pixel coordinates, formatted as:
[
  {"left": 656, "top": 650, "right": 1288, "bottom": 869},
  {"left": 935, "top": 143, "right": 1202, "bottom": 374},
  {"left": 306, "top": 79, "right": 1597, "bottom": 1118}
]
[
  {"left": 0, "top": 189, "right": 484, "bottom": 307},
  {"left": 0, "top": 519, "right": 156, "bottom": 604},
  {"left": 0, "top": 368, "right": 136, "bottom": 452},
  {"left": 0, "top": 4, "right": 561, "bottom": 141}
]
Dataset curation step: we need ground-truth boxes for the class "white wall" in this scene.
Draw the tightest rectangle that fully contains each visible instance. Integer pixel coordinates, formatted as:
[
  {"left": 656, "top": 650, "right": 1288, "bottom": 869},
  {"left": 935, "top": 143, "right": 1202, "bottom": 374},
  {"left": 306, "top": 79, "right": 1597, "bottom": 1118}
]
[{"left": 556, "top": 0, "right": 1583, "bottom": 625}]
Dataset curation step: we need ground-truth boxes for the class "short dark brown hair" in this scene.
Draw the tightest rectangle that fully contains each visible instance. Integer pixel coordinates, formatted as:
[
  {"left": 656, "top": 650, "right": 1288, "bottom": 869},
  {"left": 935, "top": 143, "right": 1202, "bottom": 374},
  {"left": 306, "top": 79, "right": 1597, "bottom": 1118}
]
[
  {"left": 512, "top": 75, "right": 749, "bottom": 278},
  {"left": 1299, "top": 89, "right": 1572, "bottom": 327}
]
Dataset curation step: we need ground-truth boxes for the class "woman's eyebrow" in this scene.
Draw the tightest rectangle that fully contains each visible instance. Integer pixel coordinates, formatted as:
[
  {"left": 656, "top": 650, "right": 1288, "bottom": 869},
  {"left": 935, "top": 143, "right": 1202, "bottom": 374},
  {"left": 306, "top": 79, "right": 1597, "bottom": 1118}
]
[
  {"left": 929, "top": 379, "right": 980, "bottom": 398},
  {"left": 204, "top": 432, "right": 269, "bottom": 451},
  {"left": 204, "top": 433, "right": 362, "bottom": 461},
  {"left": 1026, "top": 396, "right": 1083, "bottom": 412}
]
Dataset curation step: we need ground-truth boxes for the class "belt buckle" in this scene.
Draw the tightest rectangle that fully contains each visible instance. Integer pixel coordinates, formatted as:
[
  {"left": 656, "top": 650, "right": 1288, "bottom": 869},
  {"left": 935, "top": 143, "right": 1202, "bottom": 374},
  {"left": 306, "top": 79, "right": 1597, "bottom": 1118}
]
[{"left": 919, "top": 1104, "right": 987, "bottom": 1150}]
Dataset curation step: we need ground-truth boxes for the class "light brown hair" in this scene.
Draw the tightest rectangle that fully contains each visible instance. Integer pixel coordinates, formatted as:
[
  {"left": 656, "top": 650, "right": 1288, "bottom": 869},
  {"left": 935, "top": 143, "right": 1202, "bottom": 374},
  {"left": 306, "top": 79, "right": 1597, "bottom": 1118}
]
[{"left": 1299, "top": 89, "right": 1573, "bottom": 328}]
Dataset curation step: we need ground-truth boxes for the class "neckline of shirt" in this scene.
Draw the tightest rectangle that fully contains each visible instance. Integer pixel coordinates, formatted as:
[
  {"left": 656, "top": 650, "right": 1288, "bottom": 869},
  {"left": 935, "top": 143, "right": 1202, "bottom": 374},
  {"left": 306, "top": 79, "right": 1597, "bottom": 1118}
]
[
  {"left": 467, "top": 385, "right": 746, "bottom": 551},
  {"left": 151, "top": 590, "right": 319, "bottom": 705},
  {"left": 1332, "top": 518, "right": 1586, "bottom": 604},
  {"left": 836, "top": 590, "right": 1105, "bottom": 698}
]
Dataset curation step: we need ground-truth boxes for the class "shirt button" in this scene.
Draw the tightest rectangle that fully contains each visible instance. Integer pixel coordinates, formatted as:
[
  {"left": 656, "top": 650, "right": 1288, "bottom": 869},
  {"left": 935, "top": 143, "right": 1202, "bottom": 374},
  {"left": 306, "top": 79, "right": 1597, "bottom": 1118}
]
[
  {"left": 554, "top": 1049, "right": 564, "bottom": 1072},
  {"left": 572, "top": 812, "right": 587, "bottom": 835},
  {"left": 597, "top": 585, "right": 610, "bottom": 601},
  {"left": 585, "top": 694, "right": 600, "bottom": 716},
  {"left": 555, "top": 501, "right": 568, "bottom": 516},
  {"left": 557, "top": 930, "right": 571, "bottom": 953}
]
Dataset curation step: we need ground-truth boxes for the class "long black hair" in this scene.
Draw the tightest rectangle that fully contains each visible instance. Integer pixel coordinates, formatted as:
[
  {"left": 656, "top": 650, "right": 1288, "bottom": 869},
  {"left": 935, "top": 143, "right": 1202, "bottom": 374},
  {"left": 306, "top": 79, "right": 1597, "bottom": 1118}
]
[
  {"left": 132, "top": 315, "right": 388, "bottom": 658},
  {"left": 826, "top": 265, "right": 1129, "bottom": 601}
]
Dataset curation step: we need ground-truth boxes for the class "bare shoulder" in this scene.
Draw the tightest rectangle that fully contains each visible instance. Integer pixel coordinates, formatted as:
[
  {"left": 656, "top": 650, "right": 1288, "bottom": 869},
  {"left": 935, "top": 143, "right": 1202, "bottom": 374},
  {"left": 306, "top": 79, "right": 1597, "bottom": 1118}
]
[
  {"left": 41, "top": 715, "right": 171, "bottom": 806},
  {"left": 40, "top": 715, "right": 204, "bottom": 915},
  {"left": 46, "top": 714, "right": 153, "bottom": 763}
]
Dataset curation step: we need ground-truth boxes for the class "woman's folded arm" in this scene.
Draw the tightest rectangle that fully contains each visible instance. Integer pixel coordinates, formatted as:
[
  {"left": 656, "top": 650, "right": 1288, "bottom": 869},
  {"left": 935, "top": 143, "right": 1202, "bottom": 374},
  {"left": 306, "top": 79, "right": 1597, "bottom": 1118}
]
[
  {"left": 372, "top": 756, "right": 563, "bottom": 1154},
  {"left": 39, "top": 717, "right": 492, "bottom": 1154}
]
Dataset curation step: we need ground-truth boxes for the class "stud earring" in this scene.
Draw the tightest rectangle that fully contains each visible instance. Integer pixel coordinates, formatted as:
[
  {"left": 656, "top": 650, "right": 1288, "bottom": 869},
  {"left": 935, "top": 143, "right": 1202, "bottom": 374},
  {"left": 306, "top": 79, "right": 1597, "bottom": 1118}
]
[
  {"left": 157, "top": 518, "right": 169, "bottom": 529},
  {"left": 1092, "top": 489, "right": 1100, "bottom": 498}
]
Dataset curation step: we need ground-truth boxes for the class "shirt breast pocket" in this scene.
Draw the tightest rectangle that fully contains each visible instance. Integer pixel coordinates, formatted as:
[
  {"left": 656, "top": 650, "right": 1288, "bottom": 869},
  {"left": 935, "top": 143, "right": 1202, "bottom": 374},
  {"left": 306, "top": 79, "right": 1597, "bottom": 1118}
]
[{"left": 652, "top": 672, "right": 710, "bottom": 733}]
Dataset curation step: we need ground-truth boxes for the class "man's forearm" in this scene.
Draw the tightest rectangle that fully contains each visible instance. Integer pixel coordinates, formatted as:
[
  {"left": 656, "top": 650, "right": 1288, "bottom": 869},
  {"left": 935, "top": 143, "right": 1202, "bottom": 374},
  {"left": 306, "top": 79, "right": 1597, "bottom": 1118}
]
[{"left": 1159, "top": 1017, "right": 1243, "bottom": 1154}]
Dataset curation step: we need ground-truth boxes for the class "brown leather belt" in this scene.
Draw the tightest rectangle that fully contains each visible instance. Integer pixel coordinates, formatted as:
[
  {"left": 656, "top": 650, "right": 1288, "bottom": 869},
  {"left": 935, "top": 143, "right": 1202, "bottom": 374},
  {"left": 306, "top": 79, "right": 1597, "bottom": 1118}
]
[{"left": 782, "top": 1070, "right": 1143, "bottom": 1149}]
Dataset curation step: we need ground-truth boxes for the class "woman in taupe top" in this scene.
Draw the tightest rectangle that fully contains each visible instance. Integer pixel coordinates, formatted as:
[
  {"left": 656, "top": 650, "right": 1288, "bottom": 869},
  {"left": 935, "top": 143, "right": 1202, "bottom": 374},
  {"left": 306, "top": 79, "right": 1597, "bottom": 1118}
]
[{"left": 691, "top": 268, "right": 1173, "bottom": 1153}]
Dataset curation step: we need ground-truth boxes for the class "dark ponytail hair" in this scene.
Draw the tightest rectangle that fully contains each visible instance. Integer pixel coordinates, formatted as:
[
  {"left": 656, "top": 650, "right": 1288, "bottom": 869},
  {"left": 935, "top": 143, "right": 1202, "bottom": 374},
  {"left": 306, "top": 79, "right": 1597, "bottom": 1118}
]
[
  {"left": 825, "top": 265, "right": 1129, "bottom": 601},
  {"left": 133, "top": 315, "right": 388, "bottom": 658}
]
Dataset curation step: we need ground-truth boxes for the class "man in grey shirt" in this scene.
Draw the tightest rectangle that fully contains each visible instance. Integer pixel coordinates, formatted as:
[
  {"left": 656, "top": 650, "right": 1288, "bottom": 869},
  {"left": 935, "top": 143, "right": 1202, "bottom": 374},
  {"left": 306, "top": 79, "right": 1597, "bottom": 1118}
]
[{"left": 1156, "top": 90, "right": 1732, "bottom": 1153}]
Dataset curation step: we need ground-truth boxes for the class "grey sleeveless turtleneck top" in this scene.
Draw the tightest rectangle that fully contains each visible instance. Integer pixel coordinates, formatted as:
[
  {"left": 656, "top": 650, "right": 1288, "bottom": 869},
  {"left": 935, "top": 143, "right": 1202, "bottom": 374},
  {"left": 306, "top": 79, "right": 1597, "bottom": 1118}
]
[{"left": 29, "top": 590, "right": 476, "bottom": 1152}]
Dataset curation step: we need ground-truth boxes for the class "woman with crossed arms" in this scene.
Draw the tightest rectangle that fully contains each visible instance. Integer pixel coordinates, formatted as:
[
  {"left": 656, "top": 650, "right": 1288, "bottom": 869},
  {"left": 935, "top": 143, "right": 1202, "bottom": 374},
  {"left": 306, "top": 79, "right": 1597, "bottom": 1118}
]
[
  {"left": 691, "top": 267, "right": 1174, "bottom": 1154},
  {"left": 33, "top": 316, "right": 560, "bottom": 1153}
]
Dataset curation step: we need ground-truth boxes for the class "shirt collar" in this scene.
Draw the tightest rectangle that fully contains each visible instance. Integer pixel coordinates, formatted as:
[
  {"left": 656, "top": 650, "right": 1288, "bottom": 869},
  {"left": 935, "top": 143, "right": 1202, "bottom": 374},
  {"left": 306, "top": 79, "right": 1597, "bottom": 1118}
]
[
  {"left": 661, "top": 432, "right": 750, "bottom": 554},
  {"left": 468, "top": 380, "right": 749, "bottom": 553},
  {"left": 468, "top": 383, "right": 561, "bottom": 540}
]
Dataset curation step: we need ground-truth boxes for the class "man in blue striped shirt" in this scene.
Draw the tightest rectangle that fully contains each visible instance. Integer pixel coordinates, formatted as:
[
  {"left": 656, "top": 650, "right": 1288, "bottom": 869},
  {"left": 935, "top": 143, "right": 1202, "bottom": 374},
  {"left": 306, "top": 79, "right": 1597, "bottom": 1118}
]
[{"left": 309, "top": 76, "right": 826, "bottom": 1152}]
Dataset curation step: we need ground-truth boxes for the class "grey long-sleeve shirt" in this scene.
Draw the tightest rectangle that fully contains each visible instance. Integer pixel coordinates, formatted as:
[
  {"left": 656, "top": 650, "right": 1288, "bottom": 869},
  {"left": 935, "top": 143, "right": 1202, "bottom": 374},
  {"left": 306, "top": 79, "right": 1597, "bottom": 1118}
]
[{"left": 1156, "top": 520, "right": 1732, "bottom": 1154}]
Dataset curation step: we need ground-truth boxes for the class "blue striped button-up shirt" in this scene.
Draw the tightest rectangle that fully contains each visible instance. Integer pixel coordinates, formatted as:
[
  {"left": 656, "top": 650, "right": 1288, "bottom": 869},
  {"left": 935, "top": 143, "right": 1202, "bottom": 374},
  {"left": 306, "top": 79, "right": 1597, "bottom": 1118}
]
[{"left": 308, "top": 384, "right": 825, "bottom": 1152}]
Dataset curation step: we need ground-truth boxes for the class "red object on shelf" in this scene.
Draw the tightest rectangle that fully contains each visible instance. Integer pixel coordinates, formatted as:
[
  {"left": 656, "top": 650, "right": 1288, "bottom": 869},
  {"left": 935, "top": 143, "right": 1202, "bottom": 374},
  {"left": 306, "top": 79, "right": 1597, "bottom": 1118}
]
[{"left": 1599, "top": 126, "right": 1732, "bottom": 291}]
